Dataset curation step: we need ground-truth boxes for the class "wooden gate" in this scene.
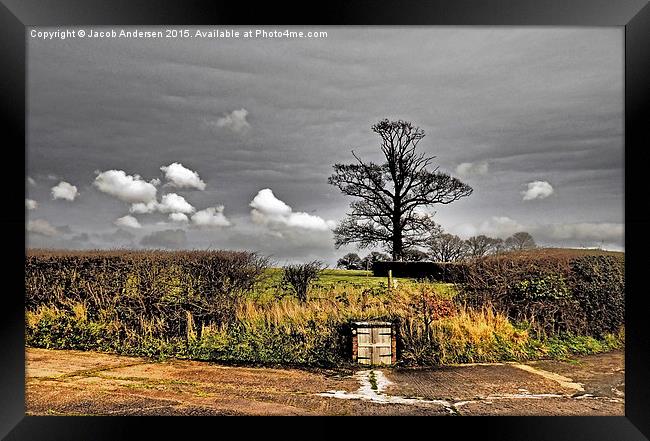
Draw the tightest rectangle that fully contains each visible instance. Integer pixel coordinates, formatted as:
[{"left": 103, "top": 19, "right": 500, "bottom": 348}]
[{"left": 356, "top": 325, "right": 393, "bottom": 365}]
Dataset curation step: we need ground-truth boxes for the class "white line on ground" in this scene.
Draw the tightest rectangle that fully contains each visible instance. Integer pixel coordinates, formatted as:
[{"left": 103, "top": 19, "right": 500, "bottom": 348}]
[{"left": 509, "top": 363, "right": 585, "bottom": 392}]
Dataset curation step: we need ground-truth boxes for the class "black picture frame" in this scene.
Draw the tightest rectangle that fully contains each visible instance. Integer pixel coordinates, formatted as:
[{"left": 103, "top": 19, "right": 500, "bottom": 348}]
[{"left": 2, "top": 0, "right": 649, "bottom": 439}]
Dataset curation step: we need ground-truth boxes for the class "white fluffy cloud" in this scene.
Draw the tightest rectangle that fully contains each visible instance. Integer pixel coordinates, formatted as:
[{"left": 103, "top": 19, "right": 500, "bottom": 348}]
[
  {"left": 215, "top": 108, "right": 251, "bottom": 133},
  {"left": 114, "top": 215, "right": 142, "bottom": 229},
  {"left": 27, "top": 219, "right": 61, "bottom": 236},
  {"left": 130, "top": 193, "right": 195, "bottom": 214},
  {"left": 455, "top": 161, "right": 488, "bottom": 176},
  {"left": 191, "top": 206, "right": 231, "bottom": 228},
  {"left": 250, "top": 188, "right": 292, "bottom": 215},
  {"left": 522, "top": 180, "right": 554, "bottom": 200},
  {"left": 25, "top": 199, "right": 38, "bottom": 210},
  {"left": 94, "top": 170, "right": 158, "bottom": 203},
  {"left": 157, "top": 193, "right": 195, "bottom": 214},
  {"left": 51, "top": 181, "right": 78, "bottom": 201},
  {"left": 169, "top": 212, "right": 189, "bottom": 223},
  {"left": 160, "top": 162, "right": 206, "bottom": 190},
  {"left": 250, "top": 188, "right": 335, "bottom": 231},
  {"left": 130, "top": 201, "right": 158, "bottom": 214}
]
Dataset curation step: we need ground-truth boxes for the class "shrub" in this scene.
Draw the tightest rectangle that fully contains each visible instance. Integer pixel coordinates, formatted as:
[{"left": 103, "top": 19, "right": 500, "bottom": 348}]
[
  {"left": 281, "top": 261, "right": 325, "bottom": 302},
  {"left": 457, "top": 250, "right": 624, "bottom": 338},
  {"left": 26, "top": 304, "right": 116, "bottom": 351},
  {"left": 25, "top": 249, "right": 270, "bottom": 339},
  {"left": 396, "top": 305, "right": 537, "bottom": 365},
  {"left": 394, "top": 287, "right": 455, "bottom": 337},
  {"left": 569, "top": 255, "right": 625, "bottom": 337}
]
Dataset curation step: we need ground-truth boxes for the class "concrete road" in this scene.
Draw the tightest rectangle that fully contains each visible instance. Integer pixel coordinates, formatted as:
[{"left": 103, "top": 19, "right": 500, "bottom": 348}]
[{"left": 25, "top": 348, "right": 624, "bottom": 416}]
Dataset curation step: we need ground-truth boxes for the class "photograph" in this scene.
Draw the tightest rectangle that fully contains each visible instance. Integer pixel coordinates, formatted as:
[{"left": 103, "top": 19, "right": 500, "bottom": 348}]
[{"left": 24, "top": 25, "right": 626, "bottom": 416}]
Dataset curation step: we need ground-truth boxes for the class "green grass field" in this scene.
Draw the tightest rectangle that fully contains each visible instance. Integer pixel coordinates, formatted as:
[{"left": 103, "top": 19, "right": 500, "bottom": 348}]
[{"left": 254, "top": 267, "right": 458, "bottom": 301}]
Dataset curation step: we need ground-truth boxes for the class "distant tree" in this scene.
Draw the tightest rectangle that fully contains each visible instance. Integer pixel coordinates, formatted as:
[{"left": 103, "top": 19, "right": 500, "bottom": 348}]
[
  {"left": 465, "top": 235, "right": 502, "bottom": 258},
  {"left": 361, "top": 251, "right": 391, "bottom": 270},
  {"left": 336, "top": 253, "right": 363, "bottom": 270},
  {"left": 492, "top": 238, "right": 506, "bottom": 254},
  {"left": 403, "top": 249, "right": 430, "bottom": 261},
  {"left": 505, "top": 232, "right": 537, "bottom": 250},
  {"left": 427, "top": 233, "right": 468, "bottom": 262},
  {"left": 281, "top": 261, "right": 326, "bottom": 303},
  {"left": 328, "top": 119, "right": 473, "bottom": 261}
]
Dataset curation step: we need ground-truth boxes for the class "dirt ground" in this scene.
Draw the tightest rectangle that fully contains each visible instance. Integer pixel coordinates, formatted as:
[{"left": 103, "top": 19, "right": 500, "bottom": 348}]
[{"left": 25, "top": 348, "right": 624, "bottom": 416}]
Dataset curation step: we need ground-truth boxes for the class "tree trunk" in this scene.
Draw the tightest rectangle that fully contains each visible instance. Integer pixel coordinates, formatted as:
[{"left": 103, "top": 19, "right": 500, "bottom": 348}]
[
  {"left": 392, "top": 199, "right": 403, "bottom": 261},
  {"left": 392, "top": 224, "right": 403, "bottom": 261},
  {"left": 392, "top": 237, "right": 403, "bottom": 261}
]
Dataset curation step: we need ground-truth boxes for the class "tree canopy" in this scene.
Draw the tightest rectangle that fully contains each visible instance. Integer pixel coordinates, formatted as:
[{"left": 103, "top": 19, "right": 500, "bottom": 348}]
[
  {"left": 505, "top": 232, "right": 537, "bottom": 250},
  {"left": 329, "top": 119, "right": 473, "bottom": 260}
]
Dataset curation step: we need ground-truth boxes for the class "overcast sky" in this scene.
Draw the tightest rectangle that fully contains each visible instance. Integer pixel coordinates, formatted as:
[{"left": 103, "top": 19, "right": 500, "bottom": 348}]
[{"left": 26, "top": 26, "right": 624, "bottom": 265}]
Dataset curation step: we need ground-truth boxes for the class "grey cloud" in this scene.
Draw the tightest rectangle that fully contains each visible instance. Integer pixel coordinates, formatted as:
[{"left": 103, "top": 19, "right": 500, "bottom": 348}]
[
  {"left": 27, "top": 219, "right": 63, "bottom": 237},
  {"left": 140, "top": 229, "right": 188, "bottom": 249},
  {"left": 540, "top": 222, "right": 623, "bottom": 243},
  {"left": 27, "top": 27, "right": 624, "bottom": 259},
  {"left": 97, "top": 228, "right": 136, "bottom": 245},
  {"left": 188, "top": 220, "right": 337, "bottom": 265},
  {"left": 71, "top": 232, "right": 90, "bottom": 242},
  {"left": 211, "top": 108, "right": 251, "bottom": 134},
  {"left": 447, "top": 217, "right": 623, "bottom": 250},
  {"left": 456, "top": 161, "right": 488, "bottom": 177}
]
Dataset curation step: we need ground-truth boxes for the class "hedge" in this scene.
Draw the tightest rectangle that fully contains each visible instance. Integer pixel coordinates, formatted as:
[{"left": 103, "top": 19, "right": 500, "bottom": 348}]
[
  {"left": 25, "top": 249, "right": 269, "bottom": 338},
  {"left": 372, "top": 260, "right": 466, "bottom": 281},
  {"left": 457, "top": 250, "right": 624, "bottom": 338}
]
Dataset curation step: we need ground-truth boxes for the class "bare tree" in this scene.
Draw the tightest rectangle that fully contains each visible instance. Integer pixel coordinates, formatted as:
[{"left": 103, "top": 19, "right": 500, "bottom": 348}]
[
  {"left": 505, "top": 232, "right": 537, "bottom": 250},
  {"left": 427, "top": 233, "right": 468, "bottom": 262},
  {"left": 465, "top": 235, "right": 502, "bottom": 258},
  {"left": 329, "top": 119, "right": 473, "bottom": 260},
  {"left": 336, "top": 253, "right": 363, "bottom": 270},
  {"left": 361, "top": 251, "right": 390, "bottom": 271},
  {"left": 494, "top": 238, "right": 506, "bottom": 253},
  {"left": 403, "top": 248, "right": 430, "bottom": 261},
  {"left": 281, "top": 261, "right": 325, "bottom": 302}
]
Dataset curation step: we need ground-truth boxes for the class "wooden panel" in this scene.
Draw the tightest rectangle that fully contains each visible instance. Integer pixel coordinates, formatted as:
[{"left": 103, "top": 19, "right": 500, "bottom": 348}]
[
  {"left": 378, "top": 346, "right": 392, "bottom": 356},
  {"left": 376, "top": 332, "right": 391, "bottom": 346},
  {"left": 357, "top": 331, "right": 371, "bottom": 345},
  {"left": 357, "top": 346, "right": 372, "bottom": 365},
  {"left": 378, "top": 347, "right": 392, "bottom": 365},
  {"left": 355, "top": 325, "right": 393, "bottom": 366},
  {"left": 372, "top": 345, "right": 381, "bottom": 365}
]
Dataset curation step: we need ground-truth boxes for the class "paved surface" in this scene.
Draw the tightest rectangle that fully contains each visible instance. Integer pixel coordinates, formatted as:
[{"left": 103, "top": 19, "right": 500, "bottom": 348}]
[{"left": 25, "top": 348, "right": 624, "bottom": 416}]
